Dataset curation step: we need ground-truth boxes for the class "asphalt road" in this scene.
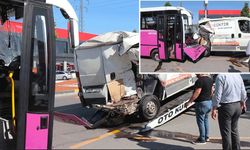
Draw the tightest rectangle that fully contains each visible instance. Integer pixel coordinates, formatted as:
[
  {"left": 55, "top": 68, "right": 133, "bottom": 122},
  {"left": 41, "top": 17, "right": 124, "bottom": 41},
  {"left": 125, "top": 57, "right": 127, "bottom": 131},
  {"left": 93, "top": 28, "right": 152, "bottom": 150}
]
[
  {"left": 140, "top": 55, "right": 249, "bottom": 73},
  {"left": 52, "top": 93, "right": 250, "bottom": 149}
]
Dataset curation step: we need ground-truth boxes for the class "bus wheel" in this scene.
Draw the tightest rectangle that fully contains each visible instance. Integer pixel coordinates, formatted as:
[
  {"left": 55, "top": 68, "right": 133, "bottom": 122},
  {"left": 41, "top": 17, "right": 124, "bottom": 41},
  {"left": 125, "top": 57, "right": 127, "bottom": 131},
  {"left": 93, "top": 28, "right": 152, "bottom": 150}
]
[
  {"left": 182, "top": 53, "right": 187, "bottom": 62},
  {"left": 139, "top": 95, "right": 160, "bottom": 121},
  {"left": 204, "top": 47, "right": 211, "bottom": 57},
  {"left": 151, "top": 49, "right": 160, "bottom": 61}
]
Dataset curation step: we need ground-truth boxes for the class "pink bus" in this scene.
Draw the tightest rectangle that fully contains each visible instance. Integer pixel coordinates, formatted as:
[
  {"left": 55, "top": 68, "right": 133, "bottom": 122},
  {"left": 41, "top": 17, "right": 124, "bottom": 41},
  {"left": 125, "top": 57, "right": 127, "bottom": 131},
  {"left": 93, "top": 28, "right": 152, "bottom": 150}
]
[
  {"left": 140, "top": 7, "right": 211, "bottom": 62},
  {"left": 0, "top": 0, "right": 79, "bottom": 149}
]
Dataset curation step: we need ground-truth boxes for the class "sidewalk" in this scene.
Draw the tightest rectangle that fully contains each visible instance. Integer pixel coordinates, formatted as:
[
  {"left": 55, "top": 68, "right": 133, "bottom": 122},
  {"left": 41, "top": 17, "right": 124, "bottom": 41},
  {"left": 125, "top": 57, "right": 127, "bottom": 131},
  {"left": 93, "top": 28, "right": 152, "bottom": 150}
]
[{"left": 55, "top": 79, "right": 78, "bottom": 94}]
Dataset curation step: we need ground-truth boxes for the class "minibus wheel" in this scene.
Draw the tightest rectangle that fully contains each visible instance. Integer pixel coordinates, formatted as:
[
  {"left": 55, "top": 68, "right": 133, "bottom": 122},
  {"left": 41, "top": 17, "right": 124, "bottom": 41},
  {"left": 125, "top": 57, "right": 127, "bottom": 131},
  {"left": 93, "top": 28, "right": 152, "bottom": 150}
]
[
  {"left": 203, "top": 39, "right": 211, "bottom": 57},
  {"left": 204, "top": 46, "right": 211, "bottom": 57},
  {"left": 151, "top": 49, "right": 160, "bottom": 61},
  {"left": 139, "top": 95, "right": 160, "bottom": 121},
  {"left": 181, "top": 53, "right": 187, "bottom": 62}
]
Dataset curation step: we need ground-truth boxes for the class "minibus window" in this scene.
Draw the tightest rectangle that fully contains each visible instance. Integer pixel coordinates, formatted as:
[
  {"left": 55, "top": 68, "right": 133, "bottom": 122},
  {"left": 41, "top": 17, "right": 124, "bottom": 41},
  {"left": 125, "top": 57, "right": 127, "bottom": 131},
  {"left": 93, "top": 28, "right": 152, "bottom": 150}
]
[
  {"left": 29, "top": 8, "right": 49, "bottom": 111},
  {"left": 238, "top": 20, "right": 250, "bottom": 33},
  {"left": 176, "top": 16, "right": 182, "bottom": 43},
  {"left": 141, "top": 13, "right": 157, "bottom": 30},
  {"left": 183, "top": 14, "right": 189, "bottom": 31}
]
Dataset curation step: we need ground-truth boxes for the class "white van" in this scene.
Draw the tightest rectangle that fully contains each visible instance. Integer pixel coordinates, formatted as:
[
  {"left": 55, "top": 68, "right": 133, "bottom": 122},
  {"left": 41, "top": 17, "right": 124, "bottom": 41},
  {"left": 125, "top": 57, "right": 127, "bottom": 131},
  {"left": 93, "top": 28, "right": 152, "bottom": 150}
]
[
  {"left": 74, "top": 32, "right": 196, "bottom": 120},
  {"left": 199, "top": 17, "right": 250, "bottom": 52}
]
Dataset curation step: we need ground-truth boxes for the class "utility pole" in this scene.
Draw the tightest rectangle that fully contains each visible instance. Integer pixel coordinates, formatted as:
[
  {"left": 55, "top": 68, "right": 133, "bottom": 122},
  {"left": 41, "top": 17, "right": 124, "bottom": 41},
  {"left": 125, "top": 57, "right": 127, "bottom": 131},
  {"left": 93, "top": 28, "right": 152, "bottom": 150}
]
[
  {"left": 179, "top": 1, "right": 183, "bottom": 7},
  {"left": 204, "top": 0, "right": 208, "bottom": 18},
  {"left": 79, "top": 0, "right": 83, "bottom": 32}
]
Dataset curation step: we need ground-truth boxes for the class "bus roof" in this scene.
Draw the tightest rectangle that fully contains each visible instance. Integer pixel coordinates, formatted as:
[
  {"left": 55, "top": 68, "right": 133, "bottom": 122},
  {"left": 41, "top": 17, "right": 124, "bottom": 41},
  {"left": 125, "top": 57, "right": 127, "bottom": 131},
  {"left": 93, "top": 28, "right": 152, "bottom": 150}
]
[
  {"left": 140, "top": 6, "right": 192, "bottom": 15},
  {"left": 140, "top": 6, "right": 193, "bottom": 25}
]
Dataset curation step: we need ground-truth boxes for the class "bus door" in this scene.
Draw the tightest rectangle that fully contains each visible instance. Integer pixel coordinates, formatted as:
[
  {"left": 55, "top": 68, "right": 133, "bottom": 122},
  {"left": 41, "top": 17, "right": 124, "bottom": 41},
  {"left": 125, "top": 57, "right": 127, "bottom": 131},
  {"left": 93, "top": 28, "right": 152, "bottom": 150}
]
[
  {"left": 165, "top": 14, "right": 184, "bottom": 61},
  {"left": 17, "top": 1, "right": 56, "bottom": 149},
  {"left": 156, "top": 15, "right": 167, "bottom": 60}
]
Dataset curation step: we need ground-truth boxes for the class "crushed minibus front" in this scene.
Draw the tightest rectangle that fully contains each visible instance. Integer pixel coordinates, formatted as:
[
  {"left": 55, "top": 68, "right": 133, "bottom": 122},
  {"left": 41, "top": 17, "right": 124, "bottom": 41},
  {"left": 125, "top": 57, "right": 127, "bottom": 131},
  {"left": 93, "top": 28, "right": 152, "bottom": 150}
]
[{"left": 69, "top": 31, "right": 197, "bottom": 129}]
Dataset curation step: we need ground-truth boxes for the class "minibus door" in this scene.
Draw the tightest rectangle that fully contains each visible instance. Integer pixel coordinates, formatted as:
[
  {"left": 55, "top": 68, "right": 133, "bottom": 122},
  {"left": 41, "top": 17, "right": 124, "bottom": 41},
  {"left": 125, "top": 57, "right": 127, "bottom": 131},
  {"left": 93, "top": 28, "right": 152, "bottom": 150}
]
[
  {"left": 165, "top": 14, "right": 184, "bottom": 61},
  {"left": 17, "top": 1, "right": 56, "bottom": 149},
  {"left": 156, "top": 15, "right": 167, "bottom": 60}
]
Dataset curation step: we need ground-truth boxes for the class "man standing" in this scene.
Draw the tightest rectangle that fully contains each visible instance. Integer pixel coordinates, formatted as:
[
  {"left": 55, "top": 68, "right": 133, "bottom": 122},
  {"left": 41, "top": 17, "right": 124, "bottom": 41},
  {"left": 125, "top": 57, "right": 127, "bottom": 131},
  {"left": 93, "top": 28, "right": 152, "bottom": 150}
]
[
  {"left": 212, "top": 74, "right": 247, "bottom": 150},
  {"left": 186, "top": 74, "right": 213, "bottom": 144},
  {"left": 246, "top": 40, "right": 250, "bottom": 71}
]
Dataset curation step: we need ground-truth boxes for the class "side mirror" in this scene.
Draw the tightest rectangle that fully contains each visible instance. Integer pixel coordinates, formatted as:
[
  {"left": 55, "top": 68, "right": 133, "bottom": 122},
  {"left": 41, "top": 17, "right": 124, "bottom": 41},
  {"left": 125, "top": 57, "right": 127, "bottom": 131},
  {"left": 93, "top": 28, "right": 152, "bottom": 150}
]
[
  {"left": 60, "top": 9, "right": 69, "bottom": 19},
  {"left": 59, "top": 8, "right": 79, "bottom": 48},
  {"left": 68, "top": 19, "right": 79, "bottom": 48}
]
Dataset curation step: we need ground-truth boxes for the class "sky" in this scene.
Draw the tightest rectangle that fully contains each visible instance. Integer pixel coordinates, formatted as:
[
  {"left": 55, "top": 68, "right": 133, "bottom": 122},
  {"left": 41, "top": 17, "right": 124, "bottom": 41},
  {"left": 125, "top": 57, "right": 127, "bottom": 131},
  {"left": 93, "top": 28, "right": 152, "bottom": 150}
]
[
  {"left": 141, "top": 1, "right": 249, "bottom": 24},
  {"left": 53, "top": 0, "right": 249, "bottom": 35},
  {"left": 53, "top": 0, "right": 139, "bottom": 35}
]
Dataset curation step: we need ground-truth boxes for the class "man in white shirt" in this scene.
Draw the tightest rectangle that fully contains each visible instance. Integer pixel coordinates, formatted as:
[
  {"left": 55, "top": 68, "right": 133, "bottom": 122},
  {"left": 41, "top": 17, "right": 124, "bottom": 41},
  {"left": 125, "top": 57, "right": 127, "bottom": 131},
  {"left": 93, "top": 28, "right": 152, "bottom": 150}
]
[{"left": 212, "top": 74, "right": 247, "bottom": 150}]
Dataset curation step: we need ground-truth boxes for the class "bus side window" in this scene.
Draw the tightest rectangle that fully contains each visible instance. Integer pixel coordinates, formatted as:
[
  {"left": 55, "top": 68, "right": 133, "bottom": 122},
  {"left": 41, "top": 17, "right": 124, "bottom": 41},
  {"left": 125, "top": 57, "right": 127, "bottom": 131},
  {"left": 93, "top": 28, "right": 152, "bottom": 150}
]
[
  {"left": 183, "top": 14, "right": 189, "bottom": 31},
  {"left": 176, "top": 16, "right": 182, "bottom": 43},
  {"left": 141, "top": 15, "right": 146, "bottom": 29},
  {"left": 141, "top": 15, "right": 156, "bottom": 30},
  {"left": 147, "top": 17, "right": 156, "bottom": 29},
  {"left": 238, "top": 20, "right": 250, "bottom": 33}
]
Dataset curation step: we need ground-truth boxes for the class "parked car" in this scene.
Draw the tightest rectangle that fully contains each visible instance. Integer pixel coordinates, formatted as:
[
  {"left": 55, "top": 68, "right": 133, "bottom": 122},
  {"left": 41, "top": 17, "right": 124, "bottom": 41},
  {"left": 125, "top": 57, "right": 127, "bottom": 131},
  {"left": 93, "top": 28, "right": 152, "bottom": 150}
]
[
  {"left": 69, "top": 70, "right": 76, "bottom": 78},
  {"left": 56, "top": 71, "right": 72, "bottom": 80}
]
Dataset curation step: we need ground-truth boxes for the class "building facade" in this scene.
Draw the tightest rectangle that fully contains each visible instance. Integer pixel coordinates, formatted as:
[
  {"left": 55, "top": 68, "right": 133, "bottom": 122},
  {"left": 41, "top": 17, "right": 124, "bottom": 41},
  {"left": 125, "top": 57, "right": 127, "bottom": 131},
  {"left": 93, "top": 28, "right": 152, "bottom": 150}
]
[
  {"left": 199, "top": 9, "right": 250, "bottom": 19},
  {"left": 55, "top": 28, "right": 96, "bottom": 71}
]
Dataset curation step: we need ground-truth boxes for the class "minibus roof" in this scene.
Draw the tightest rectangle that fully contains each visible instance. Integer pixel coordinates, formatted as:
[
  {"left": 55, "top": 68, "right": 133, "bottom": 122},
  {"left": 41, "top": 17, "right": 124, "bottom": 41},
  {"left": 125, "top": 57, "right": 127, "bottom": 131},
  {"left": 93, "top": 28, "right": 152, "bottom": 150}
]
[
  {"left": 0, "top": 0, "right": 45, "bottom": 6},
  {"left": 141, "top": 6, "right": 192, "bottom": 14}
]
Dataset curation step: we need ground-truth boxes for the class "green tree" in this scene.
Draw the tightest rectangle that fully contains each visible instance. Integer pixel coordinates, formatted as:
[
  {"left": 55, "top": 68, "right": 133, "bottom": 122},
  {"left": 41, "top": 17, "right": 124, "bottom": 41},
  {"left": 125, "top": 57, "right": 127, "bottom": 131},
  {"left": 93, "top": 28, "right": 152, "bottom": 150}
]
[
  {"left": 240, "top": 2, "right": 250, "bottom": 17},
  {"left": 164, "top": 2, "right": 172, "bottom": 7}
]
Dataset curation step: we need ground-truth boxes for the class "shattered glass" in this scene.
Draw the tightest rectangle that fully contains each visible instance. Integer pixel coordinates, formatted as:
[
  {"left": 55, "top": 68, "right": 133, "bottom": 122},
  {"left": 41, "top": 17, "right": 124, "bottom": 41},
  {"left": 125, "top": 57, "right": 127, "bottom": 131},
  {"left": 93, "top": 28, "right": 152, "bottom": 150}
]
[{"left": 0, "top": 22, "right": 21, "bottom": 65}]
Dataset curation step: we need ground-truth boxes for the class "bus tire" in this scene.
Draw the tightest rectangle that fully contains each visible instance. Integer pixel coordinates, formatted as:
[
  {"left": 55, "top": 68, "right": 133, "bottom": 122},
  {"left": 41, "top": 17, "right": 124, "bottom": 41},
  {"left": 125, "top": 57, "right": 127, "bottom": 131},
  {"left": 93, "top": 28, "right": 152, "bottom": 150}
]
[
  {"left": 181, "top": 52, "right": 187, "bottom": 62},
  {"left": 139, "top": 95, "right": 160, "bottom": 121},
  {"left": 204, "top": 46, "right": 211, "bottom": 57},
  {"left": 151, "top": 49, "right": 160, "bottom": 61}
]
